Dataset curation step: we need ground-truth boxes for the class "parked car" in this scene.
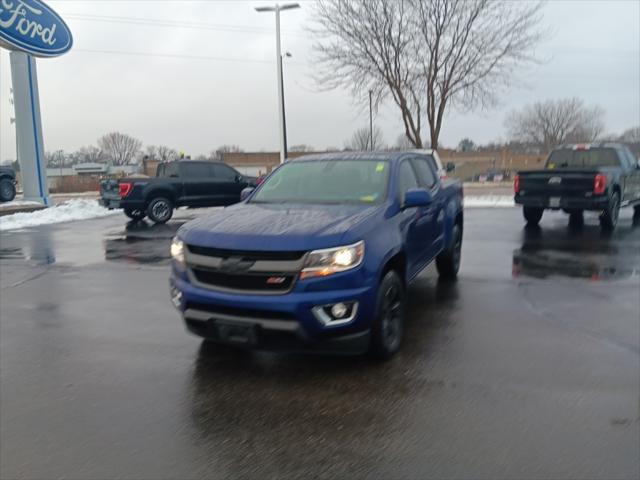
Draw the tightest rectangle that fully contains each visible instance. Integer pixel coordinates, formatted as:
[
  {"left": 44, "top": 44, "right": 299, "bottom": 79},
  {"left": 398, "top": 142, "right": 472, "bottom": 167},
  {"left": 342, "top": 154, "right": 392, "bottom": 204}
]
[
  {"left": 514, "top": 143, "right": 640, "bottom": 231},
  {"left": 0, "top": 166, "right": 17, "bottom": 202},
  {"left": 100, "top": 160, "right": 257, "bottom": 223},
  {"left": 169, "top": 151, "right": 464, "bottom": 358},
  {"left": 410, "top": 149, "right": 455, "bottom": 178}
]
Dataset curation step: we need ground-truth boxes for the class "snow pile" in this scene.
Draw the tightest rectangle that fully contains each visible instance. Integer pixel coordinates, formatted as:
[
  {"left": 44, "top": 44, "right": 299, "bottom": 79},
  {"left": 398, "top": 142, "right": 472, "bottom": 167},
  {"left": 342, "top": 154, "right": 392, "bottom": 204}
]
[
  {"left": 0, "top": 199, "right": 118, "bottom": 231},
  {"left": 464, "top": 195, "right": 515, "bottom": 208},
  {"left": 0, "top": 200, "right": 43, "bottom": 208}
]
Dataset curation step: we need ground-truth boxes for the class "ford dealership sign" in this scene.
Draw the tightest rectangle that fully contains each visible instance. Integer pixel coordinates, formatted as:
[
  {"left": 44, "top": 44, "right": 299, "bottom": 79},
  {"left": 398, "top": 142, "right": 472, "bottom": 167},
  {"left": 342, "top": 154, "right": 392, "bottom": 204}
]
[{"left": 0, "top": 0, "right": 72, "bottom": 57}]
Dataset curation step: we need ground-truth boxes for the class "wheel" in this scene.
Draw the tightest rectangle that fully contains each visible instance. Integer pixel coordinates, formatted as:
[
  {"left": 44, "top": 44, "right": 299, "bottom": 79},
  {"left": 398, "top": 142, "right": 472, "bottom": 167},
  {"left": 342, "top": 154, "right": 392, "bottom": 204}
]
[
  {"left": 436, "top": 224, "right": 462, "bottom": 280},
  {"left": 568, "top": 211, "right": 584, "bottom": 228},
  {"left": 0, "top": 178, "right": 16, "bottom": 202},
  {"left": 369, "top": 270, "right": 405, "bottom": 360},
  {"left": 599, "top": 192, "right": 620, "bottom": 232},
  {"left": 147, "top": 197, "right": 174, "bottom": 224},
  {"left": 124, "top": 207, "right": 146, "bottom": 220},
  {"left": 523, "top": 207, "right": 543, "bottom": 226}
]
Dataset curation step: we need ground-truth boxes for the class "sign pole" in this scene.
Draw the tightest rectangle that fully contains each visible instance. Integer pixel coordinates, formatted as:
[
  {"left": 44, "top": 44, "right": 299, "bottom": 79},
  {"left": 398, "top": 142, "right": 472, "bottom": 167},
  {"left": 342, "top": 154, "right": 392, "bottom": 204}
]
[{"left": 10, "top": 51, "right": 49, "bottom": 205}]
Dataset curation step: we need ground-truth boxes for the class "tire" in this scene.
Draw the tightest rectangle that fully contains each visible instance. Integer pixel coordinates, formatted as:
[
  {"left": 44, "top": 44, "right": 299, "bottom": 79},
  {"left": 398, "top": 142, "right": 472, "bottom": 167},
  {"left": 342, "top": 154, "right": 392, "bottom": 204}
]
[
  {"left": 568, "top": 211, "right": 584, "bottom": 228},
  {"left": 599, "top": 192, "right": 620, "bottom": 232},
  {"left": 523, "top": 207, "right": 543, "bottom": 226},
  {"left": 436, "top": 224, "right": 462, "bottom": 280},
  {"left": 124, "top": 207, "right": 146, "bottom": 220},
  {"left": 369, "top": 270, "right": 405, "bottom": 360},
  {"left": 0, "top": 178, "right": 16, "bottom": 202},
  {"left": 147, "top": 197, "right": 174, "bottom": 224}
]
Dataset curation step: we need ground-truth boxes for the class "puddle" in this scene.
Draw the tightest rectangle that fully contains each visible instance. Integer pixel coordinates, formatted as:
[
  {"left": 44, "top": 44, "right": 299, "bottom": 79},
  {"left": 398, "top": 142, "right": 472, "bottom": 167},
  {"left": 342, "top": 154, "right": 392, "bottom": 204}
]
[
  {"left": 103, "top": 219, "right": 186, "bottom": 265},
  {"left": 512, "top": 224, "right": 640, "bottom": 281}
]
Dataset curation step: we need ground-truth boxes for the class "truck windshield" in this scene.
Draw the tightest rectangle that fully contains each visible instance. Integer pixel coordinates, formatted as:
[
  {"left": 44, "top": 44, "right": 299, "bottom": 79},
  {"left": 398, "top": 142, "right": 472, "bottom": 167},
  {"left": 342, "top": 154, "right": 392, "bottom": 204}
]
[
  {"left": 546, "top": 148, "right": 620, "bottom": 169},
  {"left": 251, "top": 159, "right": 389, "bottom": 204}
]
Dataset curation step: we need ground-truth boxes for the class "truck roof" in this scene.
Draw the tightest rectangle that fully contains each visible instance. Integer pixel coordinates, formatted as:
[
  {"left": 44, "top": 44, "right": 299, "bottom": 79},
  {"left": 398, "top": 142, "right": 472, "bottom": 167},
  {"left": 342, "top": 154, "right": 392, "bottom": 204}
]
[{"left": 290, "top": 151, "right": 432, "bottom": 163}]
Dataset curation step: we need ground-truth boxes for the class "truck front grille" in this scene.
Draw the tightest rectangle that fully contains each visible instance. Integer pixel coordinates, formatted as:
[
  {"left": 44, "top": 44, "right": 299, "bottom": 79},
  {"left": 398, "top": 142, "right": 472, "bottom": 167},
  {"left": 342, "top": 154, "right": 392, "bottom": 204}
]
[
  {"left": 191, "top": 268, "right": 295, "bottom": 293},
  {"left": 185, "top": 244, "right": 305, "bottom": 294}
]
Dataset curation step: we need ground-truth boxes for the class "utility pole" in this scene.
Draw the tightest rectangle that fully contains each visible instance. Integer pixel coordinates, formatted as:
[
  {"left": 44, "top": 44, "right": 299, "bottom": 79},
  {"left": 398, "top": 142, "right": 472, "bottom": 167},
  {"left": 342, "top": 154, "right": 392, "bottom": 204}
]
[
  {"left": 255, "top": 3, "right": 300, "bottom": 164},
  {"left": 280, "top": 52, "right": 292, "bottom": 160},
  {"left": 368, "top": 90, "right": 373, "bottom": 151}
]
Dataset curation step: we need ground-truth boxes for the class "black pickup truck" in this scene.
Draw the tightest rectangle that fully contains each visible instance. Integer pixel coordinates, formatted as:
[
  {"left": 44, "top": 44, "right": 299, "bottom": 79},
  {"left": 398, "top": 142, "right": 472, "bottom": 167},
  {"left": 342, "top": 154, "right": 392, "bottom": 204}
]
[
  {"left": 100, "top": 160, "right": 257, "bottom": 223},
  {"left": 514, "top": 143, "right": 640, "bottom": 231},
  {"left": 0, "top": 165, "right": 17, "bottom": 202}
]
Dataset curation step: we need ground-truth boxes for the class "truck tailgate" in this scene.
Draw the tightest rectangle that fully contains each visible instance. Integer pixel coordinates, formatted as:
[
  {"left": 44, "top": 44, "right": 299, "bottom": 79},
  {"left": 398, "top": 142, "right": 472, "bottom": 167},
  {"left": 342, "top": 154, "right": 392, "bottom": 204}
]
[
  {"left": 100, "top": 180, "right": 120, "bottom": 200},
  {"left": 519, "top": 170, "right": 596, "bottom": 197}
]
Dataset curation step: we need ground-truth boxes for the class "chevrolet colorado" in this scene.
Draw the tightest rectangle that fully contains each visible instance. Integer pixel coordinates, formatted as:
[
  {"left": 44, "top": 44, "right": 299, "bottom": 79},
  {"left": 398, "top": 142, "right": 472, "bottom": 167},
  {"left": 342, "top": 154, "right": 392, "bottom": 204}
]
[{"left": 169, "top": 151, "right": 464, "bottom": 358}]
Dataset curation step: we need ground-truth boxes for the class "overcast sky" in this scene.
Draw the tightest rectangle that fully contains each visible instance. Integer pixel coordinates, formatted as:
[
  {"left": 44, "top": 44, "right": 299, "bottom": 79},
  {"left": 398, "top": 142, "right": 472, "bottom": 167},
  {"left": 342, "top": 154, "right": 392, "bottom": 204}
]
[{"left": 1, "top": 0, "right": 639, "bottom": 163}]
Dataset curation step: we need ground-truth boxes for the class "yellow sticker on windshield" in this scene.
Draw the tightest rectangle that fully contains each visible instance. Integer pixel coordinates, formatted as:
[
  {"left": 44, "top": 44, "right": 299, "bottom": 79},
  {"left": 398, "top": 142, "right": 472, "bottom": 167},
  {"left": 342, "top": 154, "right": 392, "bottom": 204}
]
[
  {"left": 547, "top": 163, "right": 556, "bottom": 169},
  {"left": 360, "top": 195, "right": 376, "bottom": 202},
  {"left": 375, "top": 162, "right": 385, "bottom": 172}
]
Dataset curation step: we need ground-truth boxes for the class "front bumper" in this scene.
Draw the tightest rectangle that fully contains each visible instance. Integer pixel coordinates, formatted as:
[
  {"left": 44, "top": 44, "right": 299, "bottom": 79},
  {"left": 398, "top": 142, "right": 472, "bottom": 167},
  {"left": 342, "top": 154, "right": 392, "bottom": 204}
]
[
  {"left": 515, "top": 194, "right": 609, "bottom": 210},
  {"left": 170, "top": 271, "right": 376, "bottom": 355}
]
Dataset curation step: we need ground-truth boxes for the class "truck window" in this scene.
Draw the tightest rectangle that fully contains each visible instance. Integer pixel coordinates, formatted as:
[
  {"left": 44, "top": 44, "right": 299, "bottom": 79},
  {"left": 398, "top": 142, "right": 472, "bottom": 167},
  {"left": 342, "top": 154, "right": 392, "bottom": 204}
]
[
  {"left": 181, "top": 162, "right": 210, "bottom": 178},
  {"left": 546, "top": 148, "right": 621, "bottom": 169},
  {"left": 160, "top": 162, "right": 178, "bottom": 177},
  {"left": 411, "top": 157, "right": 437, "bottom": 188},
  {"left": 397, "top": 160, "right": 419, "bottom": 199},
  {"left": 212, "top": 164, "right": 238, "bottom": 181}
]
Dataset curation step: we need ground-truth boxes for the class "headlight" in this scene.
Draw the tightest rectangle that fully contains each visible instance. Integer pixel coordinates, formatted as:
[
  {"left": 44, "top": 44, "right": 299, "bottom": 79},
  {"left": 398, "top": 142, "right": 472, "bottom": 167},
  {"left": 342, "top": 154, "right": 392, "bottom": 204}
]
[
  {"left": 170, "top": 237, "right": 185, "bottom": 267},
  {"left": 301, "top": 241, "right": 365, "bottom": 279}
]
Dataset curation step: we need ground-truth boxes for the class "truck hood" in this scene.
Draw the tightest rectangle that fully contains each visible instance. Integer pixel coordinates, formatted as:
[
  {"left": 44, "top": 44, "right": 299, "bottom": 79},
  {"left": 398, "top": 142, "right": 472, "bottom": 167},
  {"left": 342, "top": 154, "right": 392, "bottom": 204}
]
[{"left": 179, "top": 203, "right": 382, "bottom": 251}]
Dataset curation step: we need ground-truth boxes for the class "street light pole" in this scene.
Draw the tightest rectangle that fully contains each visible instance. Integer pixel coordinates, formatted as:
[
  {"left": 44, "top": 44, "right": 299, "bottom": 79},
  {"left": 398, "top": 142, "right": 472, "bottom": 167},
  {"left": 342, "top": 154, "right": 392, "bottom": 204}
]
[
  {"left": 280, "top": 52, "right": 292, "bottom": 161},
  {"left": 255, "top": 3, "right": 300, "bottom": 164},
  {"left": 368, "top": 90, "right": 373, "bottom": 151}
]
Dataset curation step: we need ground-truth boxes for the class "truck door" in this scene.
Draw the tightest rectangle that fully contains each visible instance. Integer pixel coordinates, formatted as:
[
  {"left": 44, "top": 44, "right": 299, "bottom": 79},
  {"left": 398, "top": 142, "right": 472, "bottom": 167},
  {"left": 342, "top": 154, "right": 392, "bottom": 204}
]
[
  {"left": 621, "top": 147, "right": 640, "bottom": 203},
  {"left": 180, "top": 162, "right": 215, "bottom": 206},
  {"left": 397, "top": 160, "right": 431, "bottom": 278},
  {"left": 410, "top": 156, "right": 444, "bottom": 257},
  {"left": 211, "top": 163, "right": 247, "bottom": 205}
]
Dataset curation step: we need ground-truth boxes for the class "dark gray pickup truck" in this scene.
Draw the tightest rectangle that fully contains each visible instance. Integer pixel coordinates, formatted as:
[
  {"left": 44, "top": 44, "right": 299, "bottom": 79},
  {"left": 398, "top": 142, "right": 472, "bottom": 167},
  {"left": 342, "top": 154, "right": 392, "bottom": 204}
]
[
  {"left": 100, "top": 160, "right": 257, "bottom": 223},
  {"left": 514, "top": 143, "right": 640, "bottom": 231},
  {"left": 0, "top": 166, "right": 17, "bottom": 202}
]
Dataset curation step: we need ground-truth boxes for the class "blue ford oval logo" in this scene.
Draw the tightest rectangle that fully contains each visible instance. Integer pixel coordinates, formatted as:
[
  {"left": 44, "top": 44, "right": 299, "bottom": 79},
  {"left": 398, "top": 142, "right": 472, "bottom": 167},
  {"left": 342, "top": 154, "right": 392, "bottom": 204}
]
[{"left": 0, "top": 0, "right": 72, "bottom": 57}]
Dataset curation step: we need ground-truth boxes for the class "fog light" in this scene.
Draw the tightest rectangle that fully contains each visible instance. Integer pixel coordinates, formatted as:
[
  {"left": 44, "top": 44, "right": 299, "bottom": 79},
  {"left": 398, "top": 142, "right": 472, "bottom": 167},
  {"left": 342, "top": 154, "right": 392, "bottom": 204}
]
[
  {"left": 331, "top": 303, "right": 348, "bottom": 319},
  {"left": 312, "top": 301, "right": 359, "bottom": 326},
  {"left": 170, "top": 285, "right": 183, "bottom": 309}
]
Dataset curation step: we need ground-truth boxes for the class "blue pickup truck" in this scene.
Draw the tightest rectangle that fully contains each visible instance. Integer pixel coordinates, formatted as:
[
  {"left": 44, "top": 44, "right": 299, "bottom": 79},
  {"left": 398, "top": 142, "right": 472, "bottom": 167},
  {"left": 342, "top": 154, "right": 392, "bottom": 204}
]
[{"left": 169, "top": 152, "right": 463, "bottom": 358}]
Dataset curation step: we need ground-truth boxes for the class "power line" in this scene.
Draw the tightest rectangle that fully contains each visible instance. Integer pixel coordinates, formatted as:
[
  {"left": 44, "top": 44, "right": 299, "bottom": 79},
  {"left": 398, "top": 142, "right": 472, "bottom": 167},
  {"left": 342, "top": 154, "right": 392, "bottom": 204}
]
[
  {"left": 64, "top": 13, "right": 306, "bottom": 36},
  {"left": 73, "top": 48, "right": 307, "bottom": 66}
]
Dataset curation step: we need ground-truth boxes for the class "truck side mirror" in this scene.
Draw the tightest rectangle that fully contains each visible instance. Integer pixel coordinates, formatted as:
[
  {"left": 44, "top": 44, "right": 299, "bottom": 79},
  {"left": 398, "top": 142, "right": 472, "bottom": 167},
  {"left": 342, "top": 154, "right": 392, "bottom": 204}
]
[
  {"left": 240, "top": 187, "right": 255, "bottom": 201},
  {"left": 403, "top": 188, "right": 433, "bottom": 209},
  {"left": 446, "top": 162, "right": 455, "bottom": 173}
]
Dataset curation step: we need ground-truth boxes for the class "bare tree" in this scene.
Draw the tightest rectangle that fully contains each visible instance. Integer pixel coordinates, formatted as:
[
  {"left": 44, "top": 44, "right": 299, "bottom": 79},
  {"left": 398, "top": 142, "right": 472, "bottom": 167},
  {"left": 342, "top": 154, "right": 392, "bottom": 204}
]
[
  {"left": 98, "top": 132, "right": 142, "bottom": 166},
  {"left": 45, "top": 150, "right": 66, "bottom": 167},
  {"left": 506, "top": 98, "right": 606, "bottom": 150},
  {"left": 345, "top": 126, "right": 384, "bottom": 150},
  {"left": 619, "top": 126, "right": 640, "bottom": 144},
  {"left": 289, "top": 144, "right": 315, "bottom": 152},
  {"left": 211, "top": 145, "right": 243, "bottom": 161},
  {"left": 457, "top": 138, "right": 476, "bottom": 152},
  {"left": 77, "top": 145, "right": 106, "bottom": 163},
  {"left": 312, "top": 0, "right": 544, "bottom": 150},
  {"left": 394, "top": 134, "right": 415, "bottom": 150},
  {"left": 313, "top": 1, "right": 424, "bottom": 147},
  {"left": 145, "top": 145, "right": 178, "bottom": 162},
  {"left": 156, "top": 145, "right": 178, "bottom": 162}
]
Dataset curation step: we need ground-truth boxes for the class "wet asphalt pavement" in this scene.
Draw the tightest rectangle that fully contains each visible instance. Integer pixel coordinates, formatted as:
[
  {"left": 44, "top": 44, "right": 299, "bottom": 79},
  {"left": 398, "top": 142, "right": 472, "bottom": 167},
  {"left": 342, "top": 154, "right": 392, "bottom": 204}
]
[{"left": 0, "top": 207, "right": 639, "bottom": 479}]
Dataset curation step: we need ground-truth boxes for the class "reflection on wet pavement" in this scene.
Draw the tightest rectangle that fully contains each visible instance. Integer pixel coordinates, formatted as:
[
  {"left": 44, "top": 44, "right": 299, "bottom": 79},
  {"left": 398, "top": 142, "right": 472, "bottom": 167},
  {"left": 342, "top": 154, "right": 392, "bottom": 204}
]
[
  {"left": 512, "top": 223, "right": 640, "bottom": 281},
  {"left": 104, "top": 219, "right": 187, "bottom": 265}
]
